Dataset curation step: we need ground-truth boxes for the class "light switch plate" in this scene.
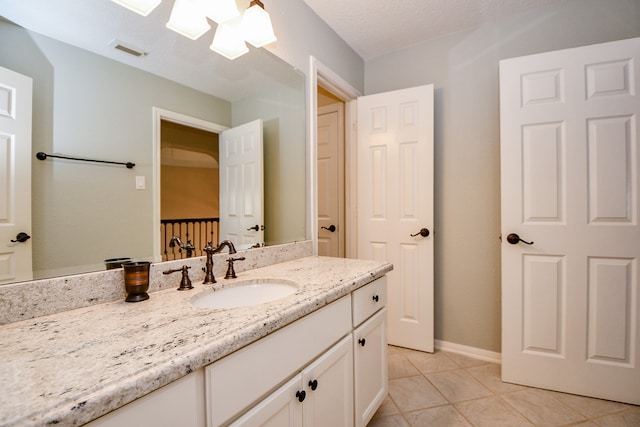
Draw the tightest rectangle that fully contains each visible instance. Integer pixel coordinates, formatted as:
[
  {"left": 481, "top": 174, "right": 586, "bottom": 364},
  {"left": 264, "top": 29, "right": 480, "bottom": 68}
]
[{"left": 135, "top": 175, "right": 145, "bottom": 190}]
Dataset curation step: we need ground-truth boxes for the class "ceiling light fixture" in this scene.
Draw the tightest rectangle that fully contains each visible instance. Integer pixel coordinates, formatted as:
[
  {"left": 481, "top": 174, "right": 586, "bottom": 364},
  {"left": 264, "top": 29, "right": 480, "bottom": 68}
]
[
  {"left": 112, "top": 0, "right": 277, "bottom": 60},
  {"left": 166, "top": 0, "right": 210, "bottom": 40},
  {"left": 210, "top": 15, "right": 249, "bottom": 60},
  {"left": 241, "top": 0, "right": 277, "bottom": 48},
  {"left": 111, "top": 0, "right": 161, "bottom": 16}
]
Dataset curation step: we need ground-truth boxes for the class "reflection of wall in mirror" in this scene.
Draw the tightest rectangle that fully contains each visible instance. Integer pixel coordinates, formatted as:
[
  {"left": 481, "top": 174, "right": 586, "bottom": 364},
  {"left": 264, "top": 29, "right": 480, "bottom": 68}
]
[
  {"left": 233, "top": 94, "right": 306, "bottom": 246},
  {"left": 0, "top": 19, "right": 231, "bottom": 279},
  {"left": 160, "top": 120, "right": 220, "bottom": 220}
]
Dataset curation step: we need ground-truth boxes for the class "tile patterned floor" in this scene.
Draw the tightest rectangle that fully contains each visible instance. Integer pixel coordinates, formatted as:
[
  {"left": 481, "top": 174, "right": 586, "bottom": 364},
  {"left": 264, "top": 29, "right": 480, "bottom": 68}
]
[{"left": 368, "top": 346, "right": 640, "bottom": 427}]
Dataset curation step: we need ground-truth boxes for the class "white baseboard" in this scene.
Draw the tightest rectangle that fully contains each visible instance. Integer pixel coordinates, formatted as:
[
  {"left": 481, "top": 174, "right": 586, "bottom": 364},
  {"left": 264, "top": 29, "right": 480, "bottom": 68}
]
[{"left": 435, "top": 339, "right": 502, "bottom": 364}]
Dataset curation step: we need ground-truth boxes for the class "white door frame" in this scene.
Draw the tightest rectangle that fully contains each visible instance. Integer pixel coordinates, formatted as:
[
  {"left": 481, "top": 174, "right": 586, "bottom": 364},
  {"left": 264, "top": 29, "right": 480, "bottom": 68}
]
[
  {"left": 152, "top": 107, "right": 228, "bottom": 262},
  {"left": 308, "top": 56, "right": 361, "bottom": 257}
]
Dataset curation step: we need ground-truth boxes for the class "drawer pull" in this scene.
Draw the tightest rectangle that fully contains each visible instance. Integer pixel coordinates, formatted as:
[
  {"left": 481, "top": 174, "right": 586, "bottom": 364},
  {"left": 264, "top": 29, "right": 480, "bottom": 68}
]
[
  {"left": 296, "top": 390, "right": 306, "bottom": 402},
  {"left": 372, "top": 294, "right": 379, "bottom": 302},
  {"left": 308, "top": 379, "right": 318, "bottom": 391},
  {"left": 358, "top": 338, "right": 366, "bottom": 347}
]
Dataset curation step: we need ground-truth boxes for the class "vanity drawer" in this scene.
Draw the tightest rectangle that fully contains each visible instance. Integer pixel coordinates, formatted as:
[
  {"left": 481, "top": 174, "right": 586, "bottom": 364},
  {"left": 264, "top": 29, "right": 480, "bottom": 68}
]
[
  {"left": 352, "top": 276, "right": 387, "bottom": 327},
  {"left": 205, "top": 295, "right": 351, "bottom": 426}
]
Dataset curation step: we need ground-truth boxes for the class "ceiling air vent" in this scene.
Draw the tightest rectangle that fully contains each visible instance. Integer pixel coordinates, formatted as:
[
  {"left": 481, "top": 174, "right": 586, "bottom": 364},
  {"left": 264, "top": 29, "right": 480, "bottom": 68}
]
[{"left": 110, "top": 39, "right": 148, "bottom": 57}]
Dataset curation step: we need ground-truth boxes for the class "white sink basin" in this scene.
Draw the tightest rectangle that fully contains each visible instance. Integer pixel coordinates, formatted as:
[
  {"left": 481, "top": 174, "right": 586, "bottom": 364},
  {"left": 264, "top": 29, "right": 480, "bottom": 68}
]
[{"left": 191, "top": 279, "right": 299, "bottom": 309}]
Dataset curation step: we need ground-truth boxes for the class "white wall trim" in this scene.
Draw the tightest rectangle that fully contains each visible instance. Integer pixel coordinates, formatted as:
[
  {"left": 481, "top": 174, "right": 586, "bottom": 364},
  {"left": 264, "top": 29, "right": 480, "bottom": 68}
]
[
  {"left": 435, "top": 339, "right": 502, "bottom": 364},
  {"left": 151, "top": 107, "right": 228, "bottom": 262},
  {"left": 308, "top": 56, "right": 361, "bottom": 256},
  {"left": 307, "top": 59, "right": 319, "bottom": 254},
  {"left": 343, "top": 99, "right": 358, "bottom": 259}
]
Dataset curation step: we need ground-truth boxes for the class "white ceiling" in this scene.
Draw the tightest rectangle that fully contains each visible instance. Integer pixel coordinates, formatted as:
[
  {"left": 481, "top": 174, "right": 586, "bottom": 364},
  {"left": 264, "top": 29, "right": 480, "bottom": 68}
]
[{"left": 303, "top": 0, "right": 561, "bottom": 60}]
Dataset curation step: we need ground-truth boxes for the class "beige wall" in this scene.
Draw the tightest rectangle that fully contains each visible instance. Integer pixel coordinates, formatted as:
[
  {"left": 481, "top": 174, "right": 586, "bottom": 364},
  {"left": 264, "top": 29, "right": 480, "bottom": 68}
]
[
  {"left": 318, "top": 86, "right": 342, "bottom": 107},
  {"left": 160, "top": 121, "right": 219, "bottom": 220},
  {"left": 365, "top": 0, "right": 640, "bottom": 352},
  {"left": 161, "top": 166, "right": 219, "bottom": 220}
]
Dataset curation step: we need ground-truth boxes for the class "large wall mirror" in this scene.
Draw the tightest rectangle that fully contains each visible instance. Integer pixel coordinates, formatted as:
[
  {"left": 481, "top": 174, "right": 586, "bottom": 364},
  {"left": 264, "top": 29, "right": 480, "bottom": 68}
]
[{"left": 0, "top": 1, "right": 307, "bottom": 285}]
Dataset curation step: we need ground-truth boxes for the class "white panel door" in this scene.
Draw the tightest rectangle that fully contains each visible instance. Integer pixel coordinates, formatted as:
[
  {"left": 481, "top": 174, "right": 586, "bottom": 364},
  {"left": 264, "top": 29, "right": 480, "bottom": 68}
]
[
  {"left": 219, "top": 119, "right": 264, "bottom": 248},
  {"left": 317, "top": 104, "right": 344, "bottom": 257},
  {"left": 500, "top": 37, "right": 640, "bottom": 404},
  {"left": 0, "top": 66, "right": 32, "bottom": 284},
  {"left": 357, "top": 85, "right": 434, "bottom": 352}
]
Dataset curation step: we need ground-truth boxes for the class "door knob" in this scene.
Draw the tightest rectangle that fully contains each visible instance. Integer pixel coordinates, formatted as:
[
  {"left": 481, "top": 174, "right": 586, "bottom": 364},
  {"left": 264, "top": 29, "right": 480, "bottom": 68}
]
[
  {"left": 321, "top": 225, "right": 336, "bottom": 232},
  {"left": 410, "top": 228, "right": 430, "bottom": 238},
  {"left": 11, "top": 232, "right": 31, "bottom": 243},
  {"left": 246, "top": 225, "right": 259, "bottom": 231},
  {"left": 506, "top": 233, "right": 533, "bottom": 245}
]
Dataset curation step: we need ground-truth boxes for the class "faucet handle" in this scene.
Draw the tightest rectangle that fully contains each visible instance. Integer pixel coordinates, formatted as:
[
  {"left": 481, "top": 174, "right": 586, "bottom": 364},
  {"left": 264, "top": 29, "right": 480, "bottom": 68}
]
[
  {"left": 163, "top": 265, "right": 193, "bottom": 291},
  {"left": 224, "top": 256, "right": 246, "bottom": 279}
]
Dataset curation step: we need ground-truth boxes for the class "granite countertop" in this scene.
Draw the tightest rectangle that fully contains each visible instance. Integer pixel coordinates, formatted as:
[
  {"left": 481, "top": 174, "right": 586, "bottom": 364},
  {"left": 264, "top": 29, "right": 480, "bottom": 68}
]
[{"left": 0, "top": 256, "right": 392, "bottom": 427}]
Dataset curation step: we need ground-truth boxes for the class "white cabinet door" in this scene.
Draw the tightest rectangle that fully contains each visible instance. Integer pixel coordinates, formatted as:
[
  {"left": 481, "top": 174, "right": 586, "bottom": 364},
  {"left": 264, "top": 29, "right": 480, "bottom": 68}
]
[
  {"left": 353, "top": 308, "right": 388, "bottom": 427},
  {"left": 232, "top": 336, "right": 353, "bottom": 427},
  {"left": 205, "top": 297, "right": 351, "bottom": 426},
  {"left": 302, "top": 335, "right": 353, "bottom": 426},
  {"left": 231, "top": 375, "right": 303, "bottom": 427},
  {"left": 500, "top": 37, "right": 640, "bottom": 404}
]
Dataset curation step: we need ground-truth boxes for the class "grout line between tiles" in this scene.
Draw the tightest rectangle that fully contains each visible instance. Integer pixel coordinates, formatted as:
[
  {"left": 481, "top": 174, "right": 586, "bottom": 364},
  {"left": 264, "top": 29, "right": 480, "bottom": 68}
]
[{"left": 376, "top": 346, "right": 639, "bottom": 427}]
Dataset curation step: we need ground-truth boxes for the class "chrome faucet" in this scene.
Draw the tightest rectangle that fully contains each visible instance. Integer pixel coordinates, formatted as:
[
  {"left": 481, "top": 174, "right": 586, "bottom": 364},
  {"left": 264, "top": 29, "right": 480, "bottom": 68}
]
[
  {"left": 202, "top": 240, "right": 238, "bottom": 284},
  {"left": 169, "top": 236, "right": 196, "bottom": 258}
]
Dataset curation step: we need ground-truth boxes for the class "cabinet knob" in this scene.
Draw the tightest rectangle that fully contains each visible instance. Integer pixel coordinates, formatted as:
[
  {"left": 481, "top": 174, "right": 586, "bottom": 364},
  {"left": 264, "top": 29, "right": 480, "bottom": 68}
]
[
  {"left": 372, "top": 294, "right": 379, "bottom": 302},
  {"left": 296, "top": 390, "right": 306, "bottom": 402},
  {"left": 358, "top": 338, "right": 366, "bottom": 347},
  {"left": 308, "top": 379, "right": 318, "bottom": 391}
]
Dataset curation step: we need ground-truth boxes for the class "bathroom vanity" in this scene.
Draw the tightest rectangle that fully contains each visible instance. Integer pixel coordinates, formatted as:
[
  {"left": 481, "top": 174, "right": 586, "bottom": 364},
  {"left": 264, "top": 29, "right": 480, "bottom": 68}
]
[{"left": 0, "top": 248, "right": 392, "bottom": 427}]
